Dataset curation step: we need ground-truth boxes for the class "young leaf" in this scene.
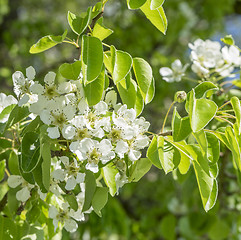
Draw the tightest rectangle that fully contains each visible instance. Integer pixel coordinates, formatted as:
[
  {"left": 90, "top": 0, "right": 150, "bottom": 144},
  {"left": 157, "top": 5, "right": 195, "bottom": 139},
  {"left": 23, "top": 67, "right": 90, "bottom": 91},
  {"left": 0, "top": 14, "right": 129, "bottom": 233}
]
[
  {"left": 194, "top": 82, "right": 218, "bottom": 99},
  {"left": 67, "top": 7, "right": 92, "bottom": 35},
  {"left": 81, "top": 35, "right": 103, "bottom": 84},
  {"left": 21, "top": 132, "right": 41, "bottom": 173},
  {"left": 40, "top": 126, "right": 51, "bottom": 190},
  {"left": 0, "top": 104, "right": 15, "bottom": 122},
  {"left": 82, "top": 170, "right": 97, "bottom": 212},
  {"left": 4, "top": 105, "right": 29, "bottom": 132},
  {"left": 127, "top": 0, "right": 147, "bottom": 9},
  {"left": 206, "top": 132, "right": 220, "bottom": 164},
  {"left": 21, "top": 116, "right": 43, "bottom": 137},
  {"left": 140, "top": 0, "right": 167, "bottom": 34},
  {"left": 101, "top": 163, "right": 118, "bottom": 196},
  {"left": 29, "top": 30, "right": 67, "bottom": 54},
  {"left": 147, "top": 135, "right": 162, "bottom": 169},
  {"left": 92, "top": 187, "right": 109, "bottom": 217},
  {"left": 135, "top": 85, "right": 145, "bottom": 116},
  {"left": 172, "top": 108, "right": 192, "bottom": 142},
  {"left": 231, "top": 96, "right": 241, "bottom": 134},
  {"left": 150, "top": 0, "right": 165, "bottom": 10},
  {"left": 65, "top": 194, "right": 78, "bottom": 211},
  {"left": 59, "top": 61, "right": 82, "bottom": 80},
  {"left": 129, "top": 158, "right": 152, "bottom": 182},
  {"left": 159, "top": 136, "right": 181, "bottom": 174},
  {"left": 189, "top": 90, "right": 218, "bottom": 132},
  {"left": 92, "top": 17, "right": 113, "bottom": 41},
  {"left": 0, "top": 160, "right": 6, "bottom": 181},
  {"left": 8, "top": 151, "right": 20, "bottom": 175},
  {"left": 117, "top": 77, "right": 137, "bottom": 109},
  {"left": 193, "top": 161, "right": 218, "bottom": 211},
  {"left": 133, "top": 57, "right": 154, "bottom": 104},
  {"left": 84, "top": 68, "right": 105, "bottom": 106},
  {"left": 111, "top": 46, "right": 133, "bottom": 84}
]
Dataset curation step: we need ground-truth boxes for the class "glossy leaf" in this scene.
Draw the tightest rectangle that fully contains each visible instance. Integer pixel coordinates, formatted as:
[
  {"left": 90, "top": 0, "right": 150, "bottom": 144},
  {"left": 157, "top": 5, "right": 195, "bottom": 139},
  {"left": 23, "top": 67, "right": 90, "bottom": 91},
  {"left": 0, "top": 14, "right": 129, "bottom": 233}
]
[
  {"left": 147, "top": 135, "right": 162, "bottom": 169},
  {"left": 92, "top": 17, "right": 113, "bottom": 41},
  {"left": 59, "top": 61, "right": 81, "bottom": 80},
  {"left": 231, "top": 96, "right": 241, "bottom": 134},
  {"left": 81, "top": 35, "right": 103, "bottom": 84},
  {"left": 29, "top": 30, "right": 67, "bottom": 54},
  {"left": 40, "top": 126, "right": 51, "bottom": 190},
  {"left": 159, "top": 136, "right": 181, "bottom": 174},
  {"left": 133, "top": 57, "right": 154, "bottom": 104},
  {"left": 8, "top": 151, "right": 20, "bottom": 175},
  {"left": 172, "top": 108, "right": 192, "bottom": 142},
  {"left": 189, "top": 90, "right": 218, "bottom": 132},
  {"left": 84, "top": 68, "right": 105, "bottom": 106},
  {"left": 102, "top": 163, "right": 118, "bottom": 196},
  {"left": 21, "top": 116, "right": 43, "bottom": 137},
  {"left": 92, "top": 187, "right": 109, "bottom": 217},
  {"left": 67, "top": 7, "right": 92, "bottom": 35},
  {"left": 21, "top": 132, "right": 41, "bottom": 173},
  {"left": 194, "top": 81, "right": 218, "bottom": 99},
  {"left": 193, "top": 161, "right": 218, "bottom": 211},
  {"left": 150, "top": 0, "right": 165, "bottom": 10},
  {"left": 4, "top": 105, "right": 29, "bottom": 132},
  {"left": 206, "top": 132, "right": 220, "bottom": 164},
  {"left": 129, "top": 158, "right": 152, "bottom": 182},
  {"left": 82, "top": 170, "right": 96, "bottom": 212},
  {"left": 0, "top": 104, "right": 15, "bottom": 122},
  {"left": 65, "top": 194, "right": 78, "bottom": 211},
  {"left": 140, "top": 0, "right": 167, "bottom": 34},
  {"left": 127, "top": 0, "right": 147, "bottom": 9},
  {"left": 111, "top": 46, "right": 133, "bottom": 84},
  {"left": 0, "top": 160, "right": 5, "bottom": 181}
]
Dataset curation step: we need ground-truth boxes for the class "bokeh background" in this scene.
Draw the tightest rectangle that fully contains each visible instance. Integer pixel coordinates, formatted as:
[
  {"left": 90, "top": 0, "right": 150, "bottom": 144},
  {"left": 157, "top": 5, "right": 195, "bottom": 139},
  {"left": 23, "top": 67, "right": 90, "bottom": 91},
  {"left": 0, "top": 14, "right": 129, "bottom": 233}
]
[{"left": 1, "top": 0, "right": 241, "bottom": 239}]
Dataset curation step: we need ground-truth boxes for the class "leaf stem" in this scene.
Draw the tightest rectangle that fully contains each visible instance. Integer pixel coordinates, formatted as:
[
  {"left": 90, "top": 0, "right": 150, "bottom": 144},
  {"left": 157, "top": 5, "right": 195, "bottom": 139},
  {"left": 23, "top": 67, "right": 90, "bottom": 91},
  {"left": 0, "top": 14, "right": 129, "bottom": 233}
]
[
  {"left": 215, "top": 116, "right": 233, "bottom": 126},
  {"left": 161, "top": 101, "right": 176, "bottom": 133},
  {"left": 218, "top": 101, "right": 231, "bottom": 111},
  {"left": 102, "top": 42, "right": 110, "bottom": 48},
  {"left": 182, "top": 77, "right": 201, "bottom": 83},
  {"left": 5, "top": 168, "right": 10, "bottom": 177}
]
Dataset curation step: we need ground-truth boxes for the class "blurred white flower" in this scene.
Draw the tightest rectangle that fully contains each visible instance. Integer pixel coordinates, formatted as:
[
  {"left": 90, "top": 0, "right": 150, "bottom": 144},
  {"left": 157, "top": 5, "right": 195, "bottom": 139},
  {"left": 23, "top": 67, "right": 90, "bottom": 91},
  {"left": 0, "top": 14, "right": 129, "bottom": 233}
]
[{"left": 159, "top": 59, "right": 188, "bottom": 82}]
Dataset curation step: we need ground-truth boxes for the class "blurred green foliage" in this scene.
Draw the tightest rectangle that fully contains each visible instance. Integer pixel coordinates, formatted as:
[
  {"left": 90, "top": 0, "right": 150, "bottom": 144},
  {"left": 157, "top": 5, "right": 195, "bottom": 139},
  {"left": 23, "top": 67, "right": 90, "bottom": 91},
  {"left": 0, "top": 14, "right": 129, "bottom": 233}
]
[{"left": 1, "top": 0, "right": 241, "bottom": 239}]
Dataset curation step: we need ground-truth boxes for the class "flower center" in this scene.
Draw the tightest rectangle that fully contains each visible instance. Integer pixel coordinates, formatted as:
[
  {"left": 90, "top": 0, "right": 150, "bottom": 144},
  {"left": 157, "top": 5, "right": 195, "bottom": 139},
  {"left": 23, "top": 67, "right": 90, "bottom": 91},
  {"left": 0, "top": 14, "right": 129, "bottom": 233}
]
[
  {"left": 76, "top": 128, "right": 89, "bottom": 140},
  {"left": 88, "top": 148, "right": 100, "bottom": 165},
  {"left": 109, "top": 129, "right": 121, "bottom": 142}
]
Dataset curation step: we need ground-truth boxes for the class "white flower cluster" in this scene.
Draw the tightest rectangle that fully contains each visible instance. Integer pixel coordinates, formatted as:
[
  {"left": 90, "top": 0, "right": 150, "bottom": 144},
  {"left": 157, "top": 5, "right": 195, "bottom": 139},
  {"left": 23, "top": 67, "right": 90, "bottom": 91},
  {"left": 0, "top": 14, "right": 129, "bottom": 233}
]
[
  {"left": 6, "top": 66, "right": 150, "bottom": 232},
  {"left": 159, "top": 38, "right": 241, "bottom": 82},
  {"left": 189, "top": 39, "right": 241, "bottom": 78}
]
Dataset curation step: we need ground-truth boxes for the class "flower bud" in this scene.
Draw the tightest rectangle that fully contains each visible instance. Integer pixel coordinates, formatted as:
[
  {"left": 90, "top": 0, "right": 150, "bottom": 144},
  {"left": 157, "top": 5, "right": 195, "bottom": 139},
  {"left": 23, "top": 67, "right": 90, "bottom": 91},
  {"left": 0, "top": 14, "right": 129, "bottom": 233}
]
[{"left": 174, "top": 91, "right": 187, "bottom": 103}]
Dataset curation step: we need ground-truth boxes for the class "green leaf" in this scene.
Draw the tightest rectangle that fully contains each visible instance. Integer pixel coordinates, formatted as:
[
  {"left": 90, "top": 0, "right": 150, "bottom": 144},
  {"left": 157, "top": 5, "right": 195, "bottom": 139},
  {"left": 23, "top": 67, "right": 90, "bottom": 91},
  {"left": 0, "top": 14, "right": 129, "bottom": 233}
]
[
  {"left": 140, "top": 0, "right": 167, "bottom": 34},
  {"left": 193, "top": 161, "right": 218, "bottom": 211},
  {"left": 150, "top": 0, "right": 165, "bottom": 10},
  {"left": 65, "top": 194, "right": 78, "bottom": 211},
  {"left": 129, "top": 158, "right": 152, "bottom": 182},
  {"left": 82, "top": 170, "right": 96, "bottom": 212},
  {"left": 172, "top": 108, "right": 192, "bottom": 142},
  {"left": 189, "top": 90, "right": 218, "bottom": 132},
  {"left": 117, "top": 77, "right": 137, "bottom": 108},
  {"left": 135, "top": 85, "right": 145, "bottom": 116},
  {"left": 32, "top": 159, "right": 47, "bottom": 193},
  {"left": 133, "top": 57, "right": 154, "bottom": 104},
  {"left": 159, "top": 136, "right": 181, "bottom": 174},
  {"left": 111, "top": 46, "right": 133, "bottom": 84},
  {"left": 102, "top": 163, "right": 118, "bottom": 196},
  {"left": 26, "top": 202, "right": 41, "bottom": 224},
  {"left": 127, "top": 0, "right": 147, "bottom": 9},
  {"left": 81, "top": 35, "right": 103, "bottom": 84},
  {"left": 231, "top": 96, "right": 241, "bottom": 134},
  {"left": 194, "top": 81, "right": 218, "bottom": 99},
  {"left": 4, "top": 105, "right": 29, "bottom": 132},
  {"left": 8, "top": 151, "right": 20, "bottom": 175},
  {"left": 92, "top": 17, "right": 113, "bottom": 41},
  {"left": 40, "top": 126, "right": 51, "bottom": 190},
  {"left": 160, "top": 214, "right": 176, "bottom": 240},
  {"left": 0, "top": 160, "right": 5, "bottom": 181},
  {"left": 208, "top": 219, "right": 230, "bottom": 240},
  {"left": 92, "top": 187, "right": 108, "bottom": 217},
  {"left": 84, "top": 67, "right": 105, "bottom": 106},
  {"left": 21, "top": 132, "right": 41, "bottom": 173},
  {"left": 0, "top": 104, "right": 15, "bottom": 122},
  {"left": 21, "top": 116, "right": 43, "bottom": 137},
  {"left": 147, "top": 135, "right": 162, "bottom": 169},
  {"left": 92, "top": 2, "right": 103, "bottom": 18},
  {"left": 206, "top": 132, "right": 220, "bottom": 164},
  {"left": 29, "top": 30, "right": 67, "bottom": 54},
  {"left": 193, "top": 130, "right": 207, "bottom": 156},
  {"left": 67, "top": 7, "right": 92, "bottom": 35},
  {"left": 221, "top": 35, "right": 235, "bottom": 45},
  {"left": 59, "top": 61, "right": 81, "bottom": 80}
]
